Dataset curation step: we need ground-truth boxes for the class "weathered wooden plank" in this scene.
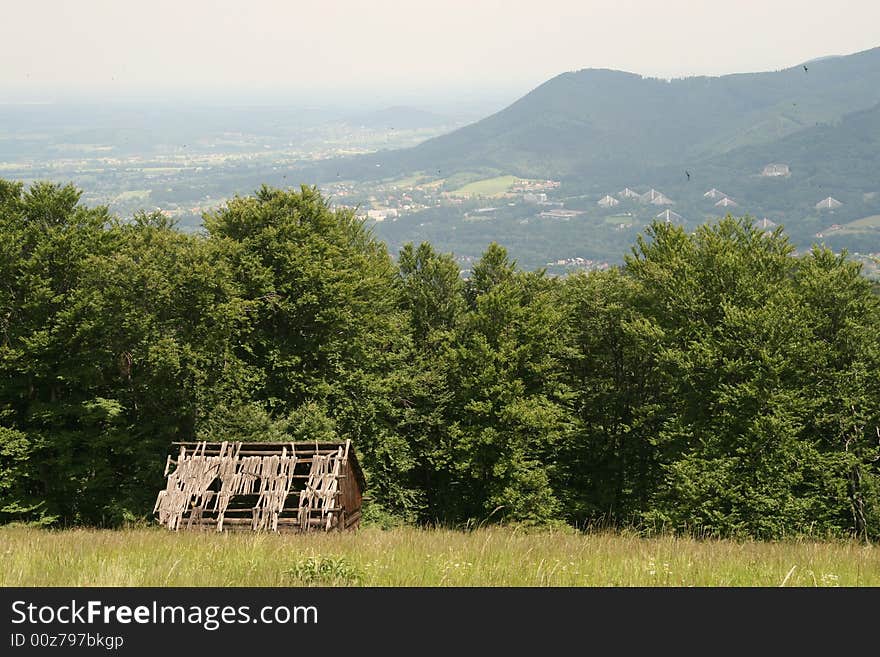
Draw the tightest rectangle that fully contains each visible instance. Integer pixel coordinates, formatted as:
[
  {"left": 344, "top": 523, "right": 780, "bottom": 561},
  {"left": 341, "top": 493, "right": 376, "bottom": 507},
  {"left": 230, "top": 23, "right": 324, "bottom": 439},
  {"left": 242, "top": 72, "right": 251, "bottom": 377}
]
[{"left": 156, "top": 440, "right": 359, "bottom": 533}]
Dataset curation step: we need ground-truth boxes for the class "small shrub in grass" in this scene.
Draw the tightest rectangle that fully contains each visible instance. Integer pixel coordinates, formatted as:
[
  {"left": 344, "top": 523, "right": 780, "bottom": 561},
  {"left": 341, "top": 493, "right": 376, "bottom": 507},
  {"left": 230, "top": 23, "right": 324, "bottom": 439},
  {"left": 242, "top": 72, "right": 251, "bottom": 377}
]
[
  {"left": 361, "top": 501, "right": 408, "bottom": 530},
  {"left": 285, "top": 556, "right": 362, "bottom": 585}
]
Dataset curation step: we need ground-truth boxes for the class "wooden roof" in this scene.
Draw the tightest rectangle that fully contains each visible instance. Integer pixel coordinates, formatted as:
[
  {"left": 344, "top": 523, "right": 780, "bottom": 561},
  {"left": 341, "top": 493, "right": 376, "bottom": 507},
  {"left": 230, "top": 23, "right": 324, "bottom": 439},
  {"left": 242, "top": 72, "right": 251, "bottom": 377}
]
[{"left": 171, "top": 441, "right": 367, "bottom": 491}]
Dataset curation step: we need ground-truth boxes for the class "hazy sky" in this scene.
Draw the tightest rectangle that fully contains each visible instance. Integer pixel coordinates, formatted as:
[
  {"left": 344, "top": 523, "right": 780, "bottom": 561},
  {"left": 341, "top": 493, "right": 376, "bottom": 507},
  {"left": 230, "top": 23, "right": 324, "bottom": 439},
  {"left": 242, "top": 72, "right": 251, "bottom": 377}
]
[{"left": 2, "top": 0, "right": 879, "bottom": 103}]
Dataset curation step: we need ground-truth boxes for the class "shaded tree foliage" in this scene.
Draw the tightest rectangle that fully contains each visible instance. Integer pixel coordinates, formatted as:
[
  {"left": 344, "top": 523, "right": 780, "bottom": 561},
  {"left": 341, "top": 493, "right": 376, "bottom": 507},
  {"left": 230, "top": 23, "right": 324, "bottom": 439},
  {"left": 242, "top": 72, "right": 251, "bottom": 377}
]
[
  {"left": 396, "top": 243, "right": 569, "bottom": 524},
  {"left": 563, "top": 217, "right": 880, "bottom": 538},
  {"left": 1, "top": 180, "right": 878, "bottom": 539}
]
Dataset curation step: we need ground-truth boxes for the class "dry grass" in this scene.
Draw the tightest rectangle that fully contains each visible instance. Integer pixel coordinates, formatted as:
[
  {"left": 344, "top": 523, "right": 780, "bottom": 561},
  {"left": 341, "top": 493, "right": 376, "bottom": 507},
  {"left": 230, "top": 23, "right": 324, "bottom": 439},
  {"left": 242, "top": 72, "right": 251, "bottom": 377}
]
[{"left": 1, "top": 525, "right": 878, "bottom": 587}]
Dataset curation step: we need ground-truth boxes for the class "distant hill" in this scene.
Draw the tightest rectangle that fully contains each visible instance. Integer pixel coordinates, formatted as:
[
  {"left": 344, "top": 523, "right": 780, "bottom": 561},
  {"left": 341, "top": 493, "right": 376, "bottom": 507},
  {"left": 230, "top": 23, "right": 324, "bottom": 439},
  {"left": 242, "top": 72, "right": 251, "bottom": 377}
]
[
  {"left": 675, "top": 101, "right": 880, "bottom": 246},
  {"left": 308, "top": 46, "right": 880, "bottom": 186},
  {"left": 800, "top": 54, "right": 844, "bottom": 65},
  {"left": 691, "top": 101, "right": 880, "bottom": 206}
]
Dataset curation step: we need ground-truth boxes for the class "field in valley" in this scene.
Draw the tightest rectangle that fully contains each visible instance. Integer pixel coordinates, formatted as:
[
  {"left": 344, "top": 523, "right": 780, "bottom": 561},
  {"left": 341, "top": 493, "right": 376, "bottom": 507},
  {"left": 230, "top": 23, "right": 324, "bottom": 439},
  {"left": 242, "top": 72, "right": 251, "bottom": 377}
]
[
  {"left": 451, "top": 175, "right": 518, "bottom": 197},
  {"left": 1, "top": 525, "right": 877, "bottom": 587}
]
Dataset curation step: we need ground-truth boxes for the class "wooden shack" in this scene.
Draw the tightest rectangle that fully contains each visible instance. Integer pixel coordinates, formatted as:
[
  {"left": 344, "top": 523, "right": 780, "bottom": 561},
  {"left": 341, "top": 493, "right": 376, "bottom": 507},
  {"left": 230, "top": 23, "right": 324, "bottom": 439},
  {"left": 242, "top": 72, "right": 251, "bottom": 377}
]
[{"left": 153, "top": 440, "right": 365, "bottom": 532}]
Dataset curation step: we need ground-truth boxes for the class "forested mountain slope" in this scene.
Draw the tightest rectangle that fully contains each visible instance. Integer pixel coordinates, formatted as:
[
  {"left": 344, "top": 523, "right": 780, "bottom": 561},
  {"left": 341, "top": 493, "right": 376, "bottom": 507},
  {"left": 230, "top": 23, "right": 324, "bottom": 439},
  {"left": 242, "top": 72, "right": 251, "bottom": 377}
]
[{"left": 308, "top": 46, "right": 880, "bottom": 185}]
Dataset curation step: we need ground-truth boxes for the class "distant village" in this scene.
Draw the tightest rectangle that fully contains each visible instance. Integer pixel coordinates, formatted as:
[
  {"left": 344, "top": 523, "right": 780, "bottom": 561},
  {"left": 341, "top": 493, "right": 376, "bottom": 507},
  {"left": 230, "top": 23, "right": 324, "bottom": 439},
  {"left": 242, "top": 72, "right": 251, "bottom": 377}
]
[{"left": 308, "top": 158, "right": 880, "bottom": 278}]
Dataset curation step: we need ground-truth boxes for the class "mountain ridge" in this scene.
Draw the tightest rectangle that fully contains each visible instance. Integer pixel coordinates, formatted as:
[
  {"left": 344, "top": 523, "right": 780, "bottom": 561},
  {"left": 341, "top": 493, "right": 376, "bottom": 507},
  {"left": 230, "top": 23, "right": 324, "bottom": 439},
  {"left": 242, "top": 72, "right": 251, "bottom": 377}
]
[{"left": 304, "top": 45, "right": 880, "bottom": 188}]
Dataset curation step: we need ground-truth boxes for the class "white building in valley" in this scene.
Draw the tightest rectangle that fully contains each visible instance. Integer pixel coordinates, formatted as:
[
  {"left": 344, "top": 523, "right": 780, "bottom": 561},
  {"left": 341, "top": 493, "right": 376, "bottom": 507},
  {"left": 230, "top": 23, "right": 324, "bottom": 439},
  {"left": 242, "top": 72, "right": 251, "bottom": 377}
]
[
  {"left": 761, "top": 163, "right": 791, "bottom": 177},
  {"left": 656, "top": 209, "right": 683, "bottom": 223},
  {"left": 815, "top": 196, "right": 843, "bottom": 210}
]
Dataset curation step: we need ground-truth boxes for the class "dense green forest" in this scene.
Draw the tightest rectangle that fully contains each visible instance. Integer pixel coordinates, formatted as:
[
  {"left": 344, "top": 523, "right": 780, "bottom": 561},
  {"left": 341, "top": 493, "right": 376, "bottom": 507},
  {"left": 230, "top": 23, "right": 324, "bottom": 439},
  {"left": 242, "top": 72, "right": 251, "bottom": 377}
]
[{"left": 1, "top": 180, "right": 879, "bottom": 539}]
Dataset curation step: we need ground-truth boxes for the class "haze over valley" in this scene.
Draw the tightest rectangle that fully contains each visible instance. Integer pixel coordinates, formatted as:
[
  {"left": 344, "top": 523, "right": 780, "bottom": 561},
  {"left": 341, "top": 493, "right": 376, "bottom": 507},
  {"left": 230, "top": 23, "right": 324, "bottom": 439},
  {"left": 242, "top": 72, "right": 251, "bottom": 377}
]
[{"left": 3, "top": 43, "right": 880, "bottom": 277}]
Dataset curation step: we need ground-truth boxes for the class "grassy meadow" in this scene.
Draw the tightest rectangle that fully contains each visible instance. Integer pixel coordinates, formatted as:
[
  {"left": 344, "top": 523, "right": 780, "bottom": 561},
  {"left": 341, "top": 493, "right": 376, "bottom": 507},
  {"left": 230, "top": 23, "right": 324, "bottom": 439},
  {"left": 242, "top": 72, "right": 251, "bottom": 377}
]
[
  {"left": 451, "top": 175, "right": 518, "bottom": 197},
  {"left": 1, "top": 525, "right": 878, "bottom": 587},
  {"left": 846, "top": 214, "right": 880, "bottom": 228},
  {"left": 836, "top": 214, "right": 880, "bottom": 234}
]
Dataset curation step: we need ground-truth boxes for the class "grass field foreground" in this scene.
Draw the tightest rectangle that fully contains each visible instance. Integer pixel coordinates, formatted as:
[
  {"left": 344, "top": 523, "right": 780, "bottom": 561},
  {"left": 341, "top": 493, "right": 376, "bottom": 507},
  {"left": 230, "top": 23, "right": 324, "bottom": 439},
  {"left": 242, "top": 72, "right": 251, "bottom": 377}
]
[{"left": 1, "top": 526, "right": 878, "bottom": 586}]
